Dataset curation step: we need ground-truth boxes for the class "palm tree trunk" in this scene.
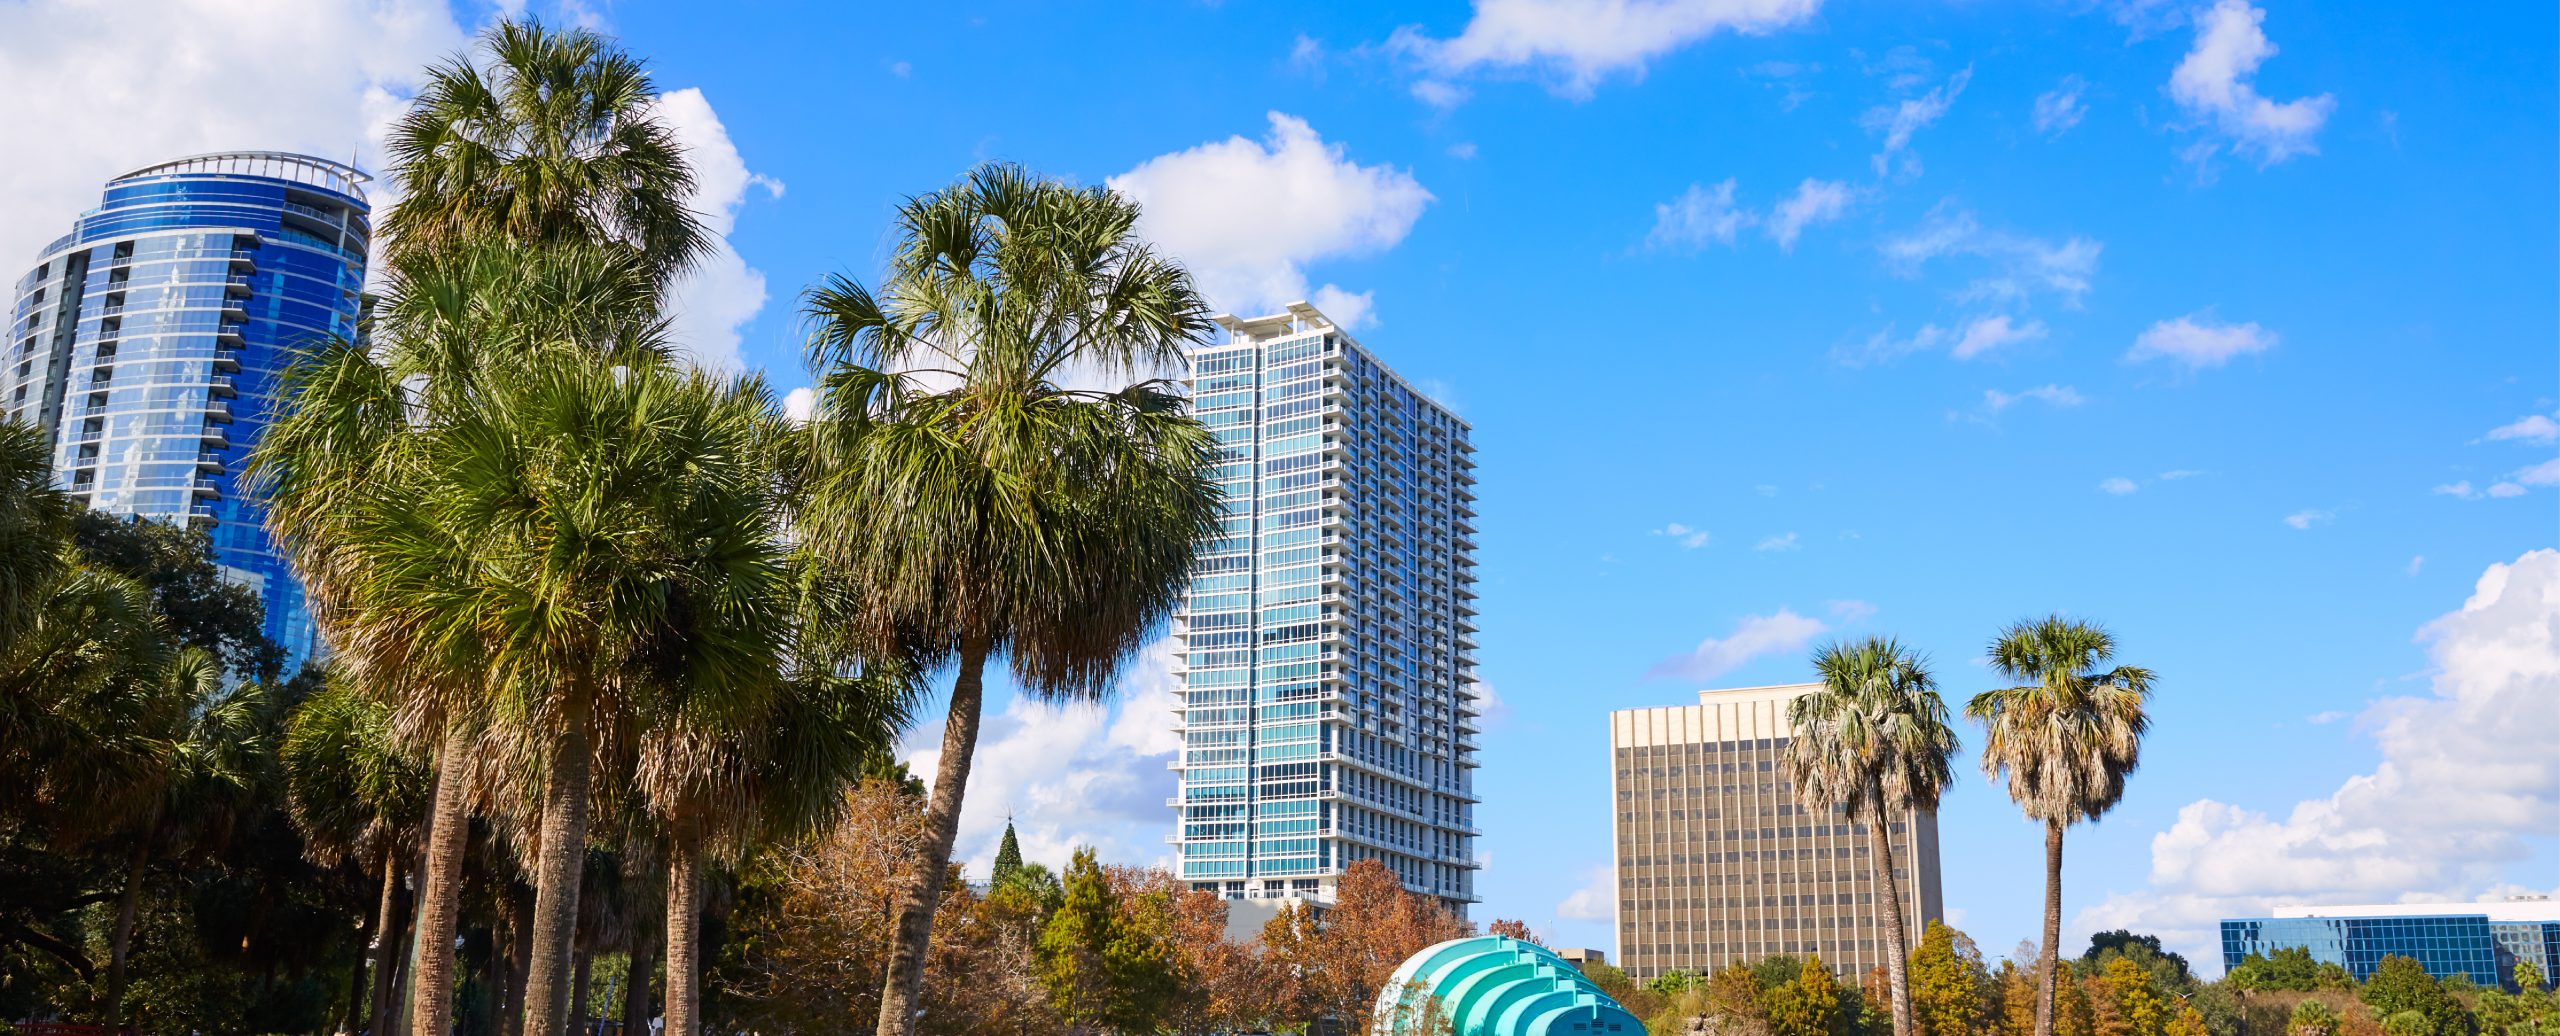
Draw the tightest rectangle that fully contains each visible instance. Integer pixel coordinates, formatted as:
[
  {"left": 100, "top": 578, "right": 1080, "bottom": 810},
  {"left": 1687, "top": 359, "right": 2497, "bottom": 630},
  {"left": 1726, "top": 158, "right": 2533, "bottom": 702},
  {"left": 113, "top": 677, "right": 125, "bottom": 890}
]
[
  {"left": 372, "top": 849, "right": 410, "bottom": 1036},
  {"left": 2035, "top": 818, "right": 2065, "bottom": 1036},
  {"left": 346, "top": 936, "right": 374, "bottom": 1035},
  {"left": 523, "top": 702, "right": 593, "bottom": 1036},
  {"left": 410, "top": 724, "right": 475, "bottom": 1036},
  {"left": 1870, "top": 817, "right": 1915, "bottom": 1036},
  {"left": 506, "top": 884, "right": 534, "bottom": 1036},
  {"left": 104, "top": 826, "right": 153, "bottom": 1031},
  {"left": 622, "top": 925, "right": 657, "bottom": 1036},
  {"left": 662, "top": 833, "right": 703, "bottom": 1036},
  {"left": 360, "top": 846, "right": 401, "bottom": 1034},
  {"left": 873, "top": 636, "right": 991, "bottom": 1036},
  {"left": 568, "top": 950, "right": 592, "bottom": 1036}
]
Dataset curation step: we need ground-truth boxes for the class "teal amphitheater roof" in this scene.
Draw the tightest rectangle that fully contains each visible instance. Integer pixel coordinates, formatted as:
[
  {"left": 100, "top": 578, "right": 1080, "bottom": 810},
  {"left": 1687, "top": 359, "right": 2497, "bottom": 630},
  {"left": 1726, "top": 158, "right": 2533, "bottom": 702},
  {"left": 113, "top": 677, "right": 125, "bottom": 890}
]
[{"left": 1370, "top": 936, "right": 1644, "bottom": 1036}]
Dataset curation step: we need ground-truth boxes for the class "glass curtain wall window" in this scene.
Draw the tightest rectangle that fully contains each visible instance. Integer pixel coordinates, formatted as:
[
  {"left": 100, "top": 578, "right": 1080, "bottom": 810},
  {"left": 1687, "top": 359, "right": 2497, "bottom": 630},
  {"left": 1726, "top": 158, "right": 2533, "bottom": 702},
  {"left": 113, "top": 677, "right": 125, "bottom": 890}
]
[{"left": 5, "top": 152, "right": 370, "bottom": 670}]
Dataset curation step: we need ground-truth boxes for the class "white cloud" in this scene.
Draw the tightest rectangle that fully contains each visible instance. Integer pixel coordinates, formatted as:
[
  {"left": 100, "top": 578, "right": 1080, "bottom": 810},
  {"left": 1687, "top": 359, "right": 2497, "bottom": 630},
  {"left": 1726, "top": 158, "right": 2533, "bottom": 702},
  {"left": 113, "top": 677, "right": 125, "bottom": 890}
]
[
  {"left": 888, "top": 60, "right": 912, "bottom": 79},
  {"left": 1649, "top": 607, "right": 1827, "bottom": 681},
  {"left": 1982, "top": 384, "right": 2087, "bottom": 412},
  {"left": 2485, "top": 413, "right": 2560, "bottom": 446},
  {"left": 1411, "top": 79, "right": 1472, "bottom": 109},
  {"left": 1290, "top": 34, "right": 1325, "bottom": 76},
  {"left": 1647, "top": 179, "right": 1750, "bottom": 251},
  {"left": 1651, "top": 522, "right": 1712, "bottom": 549},
  {"left": 1766, "top": 179, "right": 1854, "bottom": 250},
  {"left": 1862, "top": 67, "right": 1972, "bottom": 177},
  {"left": 1754, "top": 532, "right": 1801, "bottom": 552},
  {"left": 2407, "top": 555, "right": 2425, "bottom": 577},
  {"left": 2491, "top": 481, "right": 2531, "bottom": 497},
  {"left": 2167, "top": 0, "right": 2335, "bottom": 167},
  {"left": 1470, "top": 680, "right": 1512, "bottom": 729},
  {"left": 2434, "top": 481, "right": 2482, "bottom": 500},
  {"left": 1448, "top": 141, "right": 1480, "bottom": 160},
  {"left": 2517, "top": 458, "right": 2560, "bottom": 487},
  {"left": 2077, "top": 550, "right": 2560, "bottom": 970},
  {"left": 2033, "top": 75, "right": 2090, "bottom": 136},
  {"left": 905, "top": 637, "right": 1185, "bottom": 873},
  {"left": 1308, "top": 284, "right": 1378, "bottom": 330},
  {"left": 2100, "top": 477, "right": 2140, "bottom": 495},
  {"left": 1827, "top": 599, "right": 1877, "bottom": 622},
  {"left": 1881, "top": 204, "right": 2102, "bottom": 307},
  {"left": 2283, "top": 508, "right": 2334, "bottom": 530},
  {"left": 782, "top": 386, "right": 816, "bottom": 423},
  {"left": 1110, "top": 113, "right": 1432, "bottom": 322},
  {"left": 0, "top": 0, "right": 469, "bottom": 269},
  {"left": 1557, "top": 864, "right": 1616, "bottom": 920},
  {"left": 650, "top": 87, "right": 783, "bottom": 371},
  {"left": 1950, "top": 314, "right": 2047, "bottom": 360},
  {"left": 2128, "top": 312, "right": 2278, "bottom": 368},
  {"left": 1393, "top": 0, "right": 1825, "bottom": 99},
  {"left": 2160, "top": 469, "right": 2203, "bottom": 480},
  {"left": 2305, "top": 709, "right": 2347, "bottom": 725}
]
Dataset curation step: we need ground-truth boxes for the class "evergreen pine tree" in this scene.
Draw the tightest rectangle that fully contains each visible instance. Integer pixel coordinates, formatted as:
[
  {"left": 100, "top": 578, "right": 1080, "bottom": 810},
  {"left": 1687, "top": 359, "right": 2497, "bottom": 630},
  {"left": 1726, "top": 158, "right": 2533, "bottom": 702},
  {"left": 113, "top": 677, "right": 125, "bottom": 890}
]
[{"left": 993, "top": 820, "right": 1023, "bottom": 886}]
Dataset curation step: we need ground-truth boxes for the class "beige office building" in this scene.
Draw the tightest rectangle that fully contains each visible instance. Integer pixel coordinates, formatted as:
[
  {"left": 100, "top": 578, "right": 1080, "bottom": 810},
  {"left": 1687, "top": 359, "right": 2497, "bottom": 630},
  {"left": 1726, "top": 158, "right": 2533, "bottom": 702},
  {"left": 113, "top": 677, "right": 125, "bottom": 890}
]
[{"left": 1610, "top": 683, "right": 1944, "bottom": 981}]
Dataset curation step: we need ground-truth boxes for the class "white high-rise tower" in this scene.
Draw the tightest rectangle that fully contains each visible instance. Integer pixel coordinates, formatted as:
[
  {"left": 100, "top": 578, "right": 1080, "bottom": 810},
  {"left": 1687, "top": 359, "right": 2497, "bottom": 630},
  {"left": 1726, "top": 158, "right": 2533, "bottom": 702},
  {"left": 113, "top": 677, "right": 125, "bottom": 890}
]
[{"left": 1170, "top": 301, "right": 1480, "bottom": 914}]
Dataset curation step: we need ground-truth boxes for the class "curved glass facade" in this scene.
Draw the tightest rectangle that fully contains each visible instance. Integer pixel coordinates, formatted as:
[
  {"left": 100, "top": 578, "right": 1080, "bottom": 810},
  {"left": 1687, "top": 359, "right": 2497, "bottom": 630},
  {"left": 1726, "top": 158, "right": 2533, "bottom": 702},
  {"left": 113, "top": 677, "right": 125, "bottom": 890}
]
[{"left": 6, "top": 152, "right": 370, "bottom": 671}]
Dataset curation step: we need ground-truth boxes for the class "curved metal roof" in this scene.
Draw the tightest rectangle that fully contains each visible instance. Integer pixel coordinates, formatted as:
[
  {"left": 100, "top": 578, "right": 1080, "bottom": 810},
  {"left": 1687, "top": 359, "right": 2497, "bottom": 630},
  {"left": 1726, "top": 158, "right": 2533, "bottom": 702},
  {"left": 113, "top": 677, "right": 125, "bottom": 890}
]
[
  {"left": 1371, "top": 935, "right": 1644, "bottom": 1036},
  {"left": 111, "top": 151, "right": 371, "bottom": 198}
]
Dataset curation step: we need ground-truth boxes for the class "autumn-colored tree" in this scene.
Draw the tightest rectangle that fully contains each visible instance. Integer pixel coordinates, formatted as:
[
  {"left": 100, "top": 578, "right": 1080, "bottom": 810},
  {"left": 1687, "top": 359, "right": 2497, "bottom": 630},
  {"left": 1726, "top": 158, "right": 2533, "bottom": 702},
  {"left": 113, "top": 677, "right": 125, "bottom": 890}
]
[
  {"left": 2091, "top": 957, "right": 2167, "bottom": 1036},
  {"left": 2165, "top": 1005, "right": 2209, "bottom": 1036},
  {"left": 2290, "top": 999, "right": 2342, "bottom": 1036},
  {"left": 2052, "top": 962, "right": 2096, "bottom": 1036},
  {"left": 1911, "top": 921, "right": 1989, "bottom": 1036},
  {"left": 1489, "top": 918, "right": 1543, "bottom": 945},
  {"left": 1998, "top": 960, "right": 2042, "bottom": 1036},
  {"left": 1260, "top": 859, "right": 1468, "bottom": 1032},
  {"left": 1767, "top": 957, "right": 1850, "bottom": 1036}
]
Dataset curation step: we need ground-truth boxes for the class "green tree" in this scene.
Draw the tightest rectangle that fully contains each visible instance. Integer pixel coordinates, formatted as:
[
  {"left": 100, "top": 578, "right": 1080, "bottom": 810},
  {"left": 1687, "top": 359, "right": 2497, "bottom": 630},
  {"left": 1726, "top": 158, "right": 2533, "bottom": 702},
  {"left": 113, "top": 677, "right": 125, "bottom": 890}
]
[
  {"left": 796, "top": 163, "right": 1223, "bottom": 1036},
  {"left": 1786, "top": 637, "right": 1962, "bottom": 1036},
  {"left": 2081, "top": 930, "right": 2192, "bottom": 990},
  {"left": 2518, "top": 962, "right": 2548, "bottom": 994},
  {"left": 1768, "top": 958, "right": 1849, "bottom": 1036},
  {"left": 2290, "top": 1001, "right": 2340, "bottom": 1036},
  {"left": 2389, "top": 1013, "right": 2437, "bottom": 1036},
  {"left": 2229, "top": 948, "right": 2321, "bottom": 992},
  {"left": 1038, "top": 848, "right": 1178, "bottom": 1035},
  {"left": 2362, "top": 956, "right": 2474, "bottom": 1036},
  {"left": 383, "top": 19, "right": 707, "bottom": 286},
  {"left": 280, "top": 670, "right": 433, "bottom": 1036},
  {"left": 1909, "top": 920, "right": 1988, "bottom": 1036},
  {"left": 1967, "top": 617, "right": 2155, "bottom": 1036},
  {"left": 993, "top": 822, "right": 1025, "bottom": 887},
  {"left": 0, "top": 420, "right": 74, "bottom": 646}
]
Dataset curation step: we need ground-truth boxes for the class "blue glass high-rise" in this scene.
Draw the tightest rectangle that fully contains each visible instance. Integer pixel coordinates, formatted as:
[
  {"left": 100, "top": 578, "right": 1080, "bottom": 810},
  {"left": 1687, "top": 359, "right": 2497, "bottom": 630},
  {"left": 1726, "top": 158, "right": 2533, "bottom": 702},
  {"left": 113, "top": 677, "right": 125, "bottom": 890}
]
[
  {"left": 2222, "top": 902, "right": 2560, "bottom": 991},
  {"left": 1169, "top": 301, "right": 1482, "bottom": 916},
  {"left": 5, "top": 152, "right": 371, "bottom": 670}
]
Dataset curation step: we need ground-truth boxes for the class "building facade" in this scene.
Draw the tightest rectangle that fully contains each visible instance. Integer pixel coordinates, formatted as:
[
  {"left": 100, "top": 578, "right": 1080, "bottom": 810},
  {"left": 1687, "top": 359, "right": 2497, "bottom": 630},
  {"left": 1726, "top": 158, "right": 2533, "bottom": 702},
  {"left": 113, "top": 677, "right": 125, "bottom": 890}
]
[
  {"left": 2222, "top": 901, "right": 2560, "bottom": 991},
  {"left": 6, "top": 152, "right": 371, "bottom": 669},
  {"left": 1170, "top": 301, "right": 1481, "bottom": 913},
  {"left": 1610, "top": 684, "right": 1946, "bottom": 981}
]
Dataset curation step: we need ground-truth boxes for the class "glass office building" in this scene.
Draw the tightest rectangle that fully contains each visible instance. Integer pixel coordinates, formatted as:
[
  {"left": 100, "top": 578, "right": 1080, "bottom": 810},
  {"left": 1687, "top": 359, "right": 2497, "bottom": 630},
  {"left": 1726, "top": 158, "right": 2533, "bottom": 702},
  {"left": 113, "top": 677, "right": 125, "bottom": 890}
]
[
  {"left": 1170, "top": 301, "right": 1481, "bottom": 914},
  {"left": 2222, "top": 902, "right": 2560, "bottom": 991},
  {"left": 6, "top": 152, "right": 371, "bottom": 669}
]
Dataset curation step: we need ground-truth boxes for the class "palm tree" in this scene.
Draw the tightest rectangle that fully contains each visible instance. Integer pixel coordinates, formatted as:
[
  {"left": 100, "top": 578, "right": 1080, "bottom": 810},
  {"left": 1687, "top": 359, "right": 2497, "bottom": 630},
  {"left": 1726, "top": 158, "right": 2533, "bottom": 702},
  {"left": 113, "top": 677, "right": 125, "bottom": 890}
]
[
  {"left": 641, "top": 661, "right": 920, "bottom": 1036},
  {"left": 254, "top": 238, "right": 676, "bottom": 1036},
  {"left": 1782, "top": 637, "right": 1960, "bottom": 1036},
  {"left": 0, "top": 420, "right": 74, "bottom": 645},
  {"left": 383, "top": 17, "right": 708, "bottom": 285},
  {"left": 1966, "top": 617, "right": 2155, "bottom": 1036},
  {"left": 280, "top": 669, "right": 433, "bottom": 1036},
  {"left": 796, "top": 163, "right": 1226, "bottom": 1036}
]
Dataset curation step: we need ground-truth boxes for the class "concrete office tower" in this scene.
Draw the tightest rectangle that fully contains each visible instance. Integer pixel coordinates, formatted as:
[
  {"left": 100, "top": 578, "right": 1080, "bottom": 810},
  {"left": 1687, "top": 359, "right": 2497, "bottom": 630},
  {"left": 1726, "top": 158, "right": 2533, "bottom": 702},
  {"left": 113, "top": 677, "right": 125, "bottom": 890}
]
[
  {"left": 1171, "top": 301, "right": 1481, "bottom": 915},
  {"left": 6, "top": 152, "right": 371, "bottom": 669},
  {"left": 1610, "top": 684, "right": 1946, "bottom": 981}
]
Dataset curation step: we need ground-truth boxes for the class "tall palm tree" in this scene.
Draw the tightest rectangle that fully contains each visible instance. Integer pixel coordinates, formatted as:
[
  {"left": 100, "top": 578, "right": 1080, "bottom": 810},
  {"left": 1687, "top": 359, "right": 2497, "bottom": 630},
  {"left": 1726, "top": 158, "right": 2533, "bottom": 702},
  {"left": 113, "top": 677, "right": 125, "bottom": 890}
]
[
  {"left": 1782, "top": 637, "right": 1960, "bottom": 1036},
  {"left": 383, "top": 17, "right": 708, "bottom": 285},
  {"left": 1966, "top": 617, "right": 2155, "bottom": 1036},
  {"left": 640, "top": 660, "right": 920, "bottom": 1036},
  {"left": 796, "top": 162, "right": 1226, "bottom": 1036},
  {"left": 255, "top": 238, "right": 674, "bottom": 1036},
  {"left": 280, "top": 669, "right": 433, "bottom": 1036}
]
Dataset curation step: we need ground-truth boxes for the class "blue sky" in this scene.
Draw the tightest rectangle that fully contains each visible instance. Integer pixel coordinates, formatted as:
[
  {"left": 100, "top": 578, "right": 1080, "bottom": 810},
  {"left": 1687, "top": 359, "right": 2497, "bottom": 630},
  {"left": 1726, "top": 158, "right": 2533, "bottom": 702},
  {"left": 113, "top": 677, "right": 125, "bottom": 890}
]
[{"left": 3, "top": 0, "right": 2552, "bottom": 971}]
